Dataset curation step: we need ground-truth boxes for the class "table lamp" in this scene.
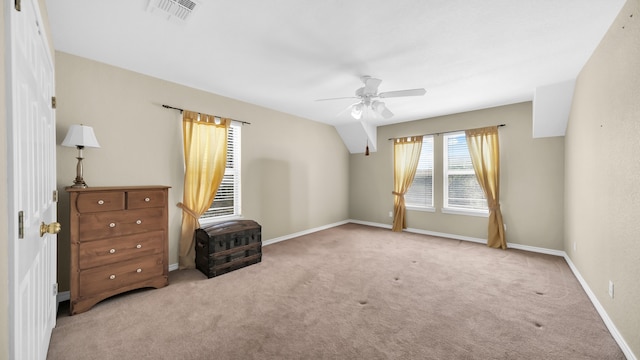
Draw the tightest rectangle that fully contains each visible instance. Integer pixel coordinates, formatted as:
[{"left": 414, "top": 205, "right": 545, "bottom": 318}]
[{"left": 61, "top": 124, "right": 100, "bottom": 188}]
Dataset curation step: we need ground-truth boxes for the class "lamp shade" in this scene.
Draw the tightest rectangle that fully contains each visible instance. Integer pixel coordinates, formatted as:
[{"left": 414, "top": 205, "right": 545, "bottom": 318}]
[{"left": 61, "top": 125, "right": 100, "bottom": 148}]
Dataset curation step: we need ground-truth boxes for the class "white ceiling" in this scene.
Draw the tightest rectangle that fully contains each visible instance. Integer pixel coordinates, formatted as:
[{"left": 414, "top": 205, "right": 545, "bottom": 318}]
[{"left": 45, "top": 0, "right": 625, "bottom": 128}]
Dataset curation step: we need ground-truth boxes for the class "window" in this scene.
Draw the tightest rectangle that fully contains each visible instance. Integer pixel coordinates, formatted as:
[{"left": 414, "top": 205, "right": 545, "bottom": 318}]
[
  {"left": 405, "top": 135, "right": 434, "bottom": 209},
  {"left": 201, "top": 123, "right": 241, "bottom": 220},
  {"left": 443, "top": 132, "right": 487, "bottom": 215}
]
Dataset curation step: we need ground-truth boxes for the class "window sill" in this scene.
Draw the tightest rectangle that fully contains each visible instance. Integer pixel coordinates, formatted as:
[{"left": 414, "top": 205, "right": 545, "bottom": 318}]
[
  {"left": 406, "top": 206, "right": 436, "bottom": 213},
  {"left": 199, "top": 215, "right": 243, "bottom": 225},
  {"left": 441, "top": 208, "right": 488, "bottom": 218}
]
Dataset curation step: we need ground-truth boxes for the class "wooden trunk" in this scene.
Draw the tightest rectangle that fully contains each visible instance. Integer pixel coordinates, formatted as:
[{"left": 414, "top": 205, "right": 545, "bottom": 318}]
[{"left": 195, "top": 220, "right": 262, "bottom": 278}]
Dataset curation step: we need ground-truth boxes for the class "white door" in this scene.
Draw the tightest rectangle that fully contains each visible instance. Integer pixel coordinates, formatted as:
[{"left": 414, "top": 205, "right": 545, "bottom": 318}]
[{"left": 7, "top": 0, "right": 58, "bottom": 358}]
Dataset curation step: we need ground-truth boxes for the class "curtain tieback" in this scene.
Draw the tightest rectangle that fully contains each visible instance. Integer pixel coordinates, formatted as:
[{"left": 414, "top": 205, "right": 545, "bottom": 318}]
[
  {"left": 392, "top": 191, "right": 405, "bottom": 196},
  {"left": 177, "top": 202, "right": 200, "bottom": 219}
]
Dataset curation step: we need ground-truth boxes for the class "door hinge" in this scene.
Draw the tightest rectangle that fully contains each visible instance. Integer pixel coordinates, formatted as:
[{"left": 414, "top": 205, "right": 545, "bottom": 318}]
[
  {"left": 51, "top": 96, "right": 57, "bottom": 109},
  {"left": 53, "top": 190, "right": 59, "bottom": 202},
  {"left": 15, "top": 0, "right": 21, "bottom": 11},
  {"left": 18, "top": 211, "right": 24, "bottom": 239},
  {"left": 53, "top": 283, "right": 58, "bottom": 296}
]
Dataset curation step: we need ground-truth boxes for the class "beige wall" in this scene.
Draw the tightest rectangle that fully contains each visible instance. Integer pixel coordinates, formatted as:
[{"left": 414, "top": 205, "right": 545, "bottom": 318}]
[
  {"left": 565, "top": 0, "right": 640, "bottom": 356},
  {"left": 54, "top": 52, "right": 350, "bottom": 291},
  {"left": 350, "top": 102, "right": 565, "bottom": 250}
]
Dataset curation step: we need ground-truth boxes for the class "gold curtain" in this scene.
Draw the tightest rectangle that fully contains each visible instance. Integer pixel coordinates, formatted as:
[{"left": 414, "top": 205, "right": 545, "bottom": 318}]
[
  {"left": 465, "top": 126, "right": 506, "bottom": 249},
  {"left": 392, "top": 136, "right": 423, "bottom": 232},
  {"left": 178, "top": 111, "right": 230, "bottom": 269}
]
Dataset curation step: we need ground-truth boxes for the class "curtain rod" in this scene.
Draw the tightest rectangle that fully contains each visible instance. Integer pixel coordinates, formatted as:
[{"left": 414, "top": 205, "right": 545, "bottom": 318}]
[
  {"left": 388, "top": 124, "right": 505, "bottom": 140},
  {"left": 162, "top": 104, "right": 251, "bottom": 125}
]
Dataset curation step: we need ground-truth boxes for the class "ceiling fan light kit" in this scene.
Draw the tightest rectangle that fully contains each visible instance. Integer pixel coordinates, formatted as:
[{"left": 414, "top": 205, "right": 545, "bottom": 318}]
[
  {"left": 317, "top": 76, "right": 426, "bottom": 120},
  {"left": 351, "top": 103, "right": 363, "bottom": 119}
]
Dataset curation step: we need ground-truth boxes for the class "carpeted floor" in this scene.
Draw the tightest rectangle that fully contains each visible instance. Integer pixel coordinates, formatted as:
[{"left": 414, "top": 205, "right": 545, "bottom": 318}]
[{"left": 47, "top": 223, "right": 625, "bottom": 359}]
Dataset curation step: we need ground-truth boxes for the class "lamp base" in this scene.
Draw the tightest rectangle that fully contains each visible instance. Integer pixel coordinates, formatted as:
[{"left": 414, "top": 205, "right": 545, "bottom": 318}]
[
  {"left": 71, "top": 154, "right": 88, "bottom": 188},
  {"left": 70, "top": 179, "right": 88, "bottom": 188}
]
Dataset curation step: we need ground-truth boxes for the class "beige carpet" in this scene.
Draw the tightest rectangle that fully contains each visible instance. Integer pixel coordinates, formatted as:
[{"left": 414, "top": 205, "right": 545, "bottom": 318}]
[{"left": 47, "top": 223, "right": 624, "bottom": 359}]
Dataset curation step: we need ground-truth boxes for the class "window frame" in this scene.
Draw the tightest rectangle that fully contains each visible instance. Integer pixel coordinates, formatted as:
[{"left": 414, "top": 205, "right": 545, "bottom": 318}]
[
  {"left": 199, "top": 122, "right": 242, "bottom": 223},
  {"left": 442, "top": 131, "right": 488, "bottom": 217}
]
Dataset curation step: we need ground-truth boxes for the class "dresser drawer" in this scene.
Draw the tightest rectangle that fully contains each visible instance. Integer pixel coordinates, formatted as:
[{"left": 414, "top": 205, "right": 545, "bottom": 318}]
[
  {"left": 127, "top": 190, "right": 166, "bottom": 209},
  {"left": 78, "top": 255, "right": 164, "bottom": 298},
  {"left": 78, "top": 207, "right": 165, "bottom": 241},
  {"left": 76, "top": 191, "right": 125, "bottom": 213},
  {"left": 78, "top": 231, "right": 164, "bottom": 270}
]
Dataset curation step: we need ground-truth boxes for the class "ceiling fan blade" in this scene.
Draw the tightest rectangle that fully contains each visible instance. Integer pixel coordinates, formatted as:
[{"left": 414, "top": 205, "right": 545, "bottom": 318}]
[
  {"left": 379, "top": 88, "right": 426, "bottom": 98},
  {"left": 380, "top": 107, "right": 394, "bottom": 119},
  {"left": 315, "top": 96, "right": 358, "bottom": 102},
  {"left": 363, "top": 77, "right": 382, "bottom": 95},
  {"left": 372, "top": 101, "right": 394, "bottom": 119}
]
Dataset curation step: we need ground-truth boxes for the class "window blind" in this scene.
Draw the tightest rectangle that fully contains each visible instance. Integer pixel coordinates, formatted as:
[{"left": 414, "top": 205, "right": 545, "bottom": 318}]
[
  {"left": 405, "top": 136, "right": 434, "bottom": 208},
  {"left": 201, "top": 124, "right": 241, "bottom": 219},
  {"left": 443, "top": 132, "right": 487, "bottom": 211}
]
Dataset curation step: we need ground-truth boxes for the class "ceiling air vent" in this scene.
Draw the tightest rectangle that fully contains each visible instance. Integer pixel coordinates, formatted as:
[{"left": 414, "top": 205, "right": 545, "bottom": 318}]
[{"left": 146, "top": 0, "right": 198, "bottom": 22}]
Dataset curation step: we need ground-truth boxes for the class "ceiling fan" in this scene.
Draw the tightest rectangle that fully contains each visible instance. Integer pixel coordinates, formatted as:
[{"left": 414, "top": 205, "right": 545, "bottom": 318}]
[{"left": 316, "top": 76, "right": 426, "bottom": 120}]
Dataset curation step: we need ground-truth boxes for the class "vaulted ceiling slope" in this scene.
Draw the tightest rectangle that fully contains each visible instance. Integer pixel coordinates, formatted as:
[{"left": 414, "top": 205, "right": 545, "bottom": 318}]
[{"left": 45, "top": 0, "right": 625, "bottom": 129}]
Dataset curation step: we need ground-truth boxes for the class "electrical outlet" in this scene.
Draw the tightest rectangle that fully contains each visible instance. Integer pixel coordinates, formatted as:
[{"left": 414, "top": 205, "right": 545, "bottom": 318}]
[
  {"left": 608, "top": 280, "right": 614, "bottom": 299},
  {"left": 388, "top": 211, "right": 393, "bottom": 218}
]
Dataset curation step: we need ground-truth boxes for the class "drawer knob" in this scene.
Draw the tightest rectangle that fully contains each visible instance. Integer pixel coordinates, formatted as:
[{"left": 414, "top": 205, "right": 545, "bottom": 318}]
[
  {"left": 109, "top": 274, "right": 116, "bottom": 280},
  {"left": 109, "top": 248, "right": 116, "bottom": 254},
  {"left": 144, "top": 197, "right": 151, "bottom": 202},
  {"left": 109, "top": 223, "right": 116, "bottom": 228},
  {"left": 136, "top": 220, "right": 142, "bottom": 225},
  {"left": 98, "top": 200, "right": 104, "bottom": 205},
  {"left": 136, "top": 268, "right": 142, "bottom": 273},
  {"left": 136, "top": 244, "right": 142, "bottom": 249}
]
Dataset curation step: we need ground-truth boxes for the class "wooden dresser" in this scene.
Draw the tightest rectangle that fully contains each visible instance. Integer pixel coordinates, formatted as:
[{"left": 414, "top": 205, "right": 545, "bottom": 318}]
[{"left": 66, "top": 186, "right": 170, "bottom": 315}]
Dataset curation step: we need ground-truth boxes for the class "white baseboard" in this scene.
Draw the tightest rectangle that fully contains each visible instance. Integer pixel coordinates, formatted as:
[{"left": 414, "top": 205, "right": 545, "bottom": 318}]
[
  {"left": 563, "top": 255, "right": 636, "bottom": 360},
  {"left": 349, "top": 219, "right": 393, "bottom": 230},
  {"left": 407, "top": 226, "right": 488, "bottom": 245},
  {"left": 506, "top": 242, "right": 565, "bottom": 257},
  {"left": 349, "top": 219, "right": 565, "bottom": 256},
  {"left": 261, "top": 220, "right": 351, "bottom": 246},
  {"left": 57, "top": 291, "right": 70, "bottom": 303}
]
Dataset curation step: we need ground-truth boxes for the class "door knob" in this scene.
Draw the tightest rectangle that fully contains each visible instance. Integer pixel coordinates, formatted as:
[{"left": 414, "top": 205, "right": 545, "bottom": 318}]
[{"left": 40, "top": 222, "right": 61, "bottom": 237}]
